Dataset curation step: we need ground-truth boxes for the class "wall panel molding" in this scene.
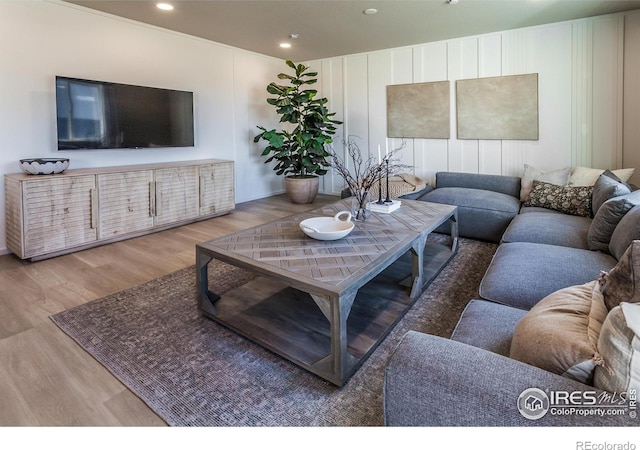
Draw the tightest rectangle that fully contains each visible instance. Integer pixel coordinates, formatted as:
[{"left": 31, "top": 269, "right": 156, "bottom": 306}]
[{"left": 315, "top": 12, "right": 630, "bottom": 194}]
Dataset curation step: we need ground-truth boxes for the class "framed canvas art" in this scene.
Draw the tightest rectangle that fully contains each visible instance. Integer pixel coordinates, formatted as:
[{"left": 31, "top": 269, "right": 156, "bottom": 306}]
[
  {"left": 387, "top": 81, "right": 450, "bottom": 139},
  {"left": 456, "top": 73, "right": 538, "bottom": 140}
]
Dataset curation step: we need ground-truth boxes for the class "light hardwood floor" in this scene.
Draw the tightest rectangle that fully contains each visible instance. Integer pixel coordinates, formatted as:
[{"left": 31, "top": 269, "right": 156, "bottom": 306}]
[{"left": 0, "top": 194, "right": 337, "bottom": 426}]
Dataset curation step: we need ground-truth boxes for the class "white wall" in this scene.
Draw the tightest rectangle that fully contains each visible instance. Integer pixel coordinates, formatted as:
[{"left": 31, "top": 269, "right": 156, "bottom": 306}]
[
  {"left": 310, "top": 10, "right": 639, "bottom": 195},
  {"left": 0, "top": 1, "right": 284, "bottom": 254}
]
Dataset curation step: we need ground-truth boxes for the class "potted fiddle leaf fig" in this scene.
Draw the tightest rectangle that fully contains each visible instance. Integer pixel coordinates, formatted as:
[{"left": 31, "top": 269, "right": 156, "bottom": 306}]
[{"left": 254, "top": 60, "right": 342, "bottom": 204}]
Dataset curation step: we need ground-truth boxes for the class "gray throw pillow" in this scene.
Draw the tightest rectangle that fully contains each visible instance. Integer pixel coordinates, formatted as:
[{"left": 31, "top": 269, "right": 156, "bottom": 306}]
[
  {"left": 600, "top": 240, "right": 640, "bottom": 310},
  {"left": 591, "top": 171, "right": 632, "bottom": 216},
  {"left": 588, "top": 191, "right": 640, "bottom": 252},
  {"left": 610, "top": 206, "right": 640, "bottom": 260}
]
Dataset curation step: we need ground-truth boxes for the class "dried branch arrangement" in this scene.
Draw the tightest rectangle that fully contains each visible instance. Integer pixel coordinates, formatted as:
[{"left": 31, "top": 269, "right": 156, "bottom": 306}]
[
  {"left": 329, "top": 137, "right": 411, "bottom": 197},
  {"left": 328, "top": 137, "right": 412, "bottom": 219}
]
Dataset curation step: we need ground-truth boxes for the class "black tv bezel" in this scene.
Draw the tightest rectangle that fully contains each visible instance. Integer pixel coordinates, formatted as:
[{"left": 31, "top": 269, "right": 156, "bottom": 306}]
[{"left": 55, "top": 76, "right": 195, "bottom": 151}]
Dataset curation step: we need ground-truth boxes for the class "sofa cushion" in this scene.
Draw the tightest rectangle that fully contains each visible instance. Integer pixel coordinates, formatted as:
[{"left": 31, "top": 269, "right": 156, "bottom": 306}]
[
  {"left": 601, "top": 240, "right": 640, "bottom": 311},
  {"left": 593, "top": 302, "right": 640, "bottom": 393},
  {"left": 588, "top": 191, "right": 640, "bottom": 253},
  {"left": 420, "top": 187, "right": 520, "bottom": 242},
  {"left": 524, "top": 180, "right": 593, "bottom": 217},
  {"left": 502, "top": 211, "right": 591, "bottom": 249},
  {"left": 398, "top": 185, "right": 433, "bottom": 200},
  {"left": 519, "top": 206, "right": 564, "bottom": 214},
  {"left": 451, "top": 299, "right": 526, "bottom": 356},
  {"left": 435, "top": 172, "right": 521, "bottom": 198},
  {"left": 569, "top": 166, "right": 635, "bottom": 186},
  {"left": 479, "top": 242, "right": 617, "bottom": 310},
  {"left": 422, "top": 187, "right": 520, "bottom": 213},
  {"left": 510, "top": 280, "right": 607, "bottom": 383},
  {"left": 591, "top": 171, "right": 632, "bottom": 215},
  {"left": 520, "top": 164, "right": 571, "bottom": 202}
]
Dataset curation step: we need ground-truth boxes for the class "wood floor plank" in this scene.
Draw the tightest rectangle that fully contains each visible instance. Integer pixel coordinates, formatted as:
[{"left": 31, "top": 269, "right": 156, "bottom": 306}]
[
  {"left": 0, "top": 194, "right": 337, "bottom": 425},
  {"left": 0, "top": 322, "right": 124, "bottom": 425}
]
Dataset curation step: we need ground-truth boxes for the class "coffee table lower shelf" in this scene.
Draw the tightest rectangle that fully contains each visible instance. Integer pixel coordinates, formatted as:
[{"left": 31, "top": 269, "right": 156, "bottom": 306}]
[{"left": 198, "top": 239, "right": 455, "bottom": 386}]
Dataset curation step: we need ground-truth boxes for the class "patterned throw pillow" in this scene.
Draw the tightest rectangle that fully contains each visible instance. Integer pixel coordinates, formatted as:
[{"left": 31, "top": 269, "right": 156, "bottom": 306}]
[{"left": 523, "top": 180, "right": 593, "bottom": 217}]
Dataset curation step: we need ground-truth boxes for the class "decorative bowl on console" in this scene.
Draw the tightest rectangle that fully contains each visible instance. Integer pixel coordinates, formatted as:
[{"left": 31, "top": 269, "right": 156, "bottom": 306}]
[{"left": 19, "top": 158, "right": 70, "bottom": 175}]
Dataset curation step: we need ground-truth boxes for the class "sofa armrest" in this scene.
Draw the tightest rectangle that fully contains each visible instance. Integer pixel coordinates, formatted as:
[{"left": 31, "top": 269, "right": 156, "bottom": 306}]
[
  {"left": 435, "top": 172, "right": 521, "bottom": 198},
  {"left": 383, "top": 331, "right": 637, "bottom": 426}
]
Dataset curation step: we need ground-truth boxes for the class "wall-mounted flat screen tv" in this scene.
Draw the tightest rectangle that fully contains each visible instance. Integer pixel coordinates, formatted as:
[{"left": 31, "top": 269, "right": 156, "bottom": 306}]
[{"left": 56, "top": 76, "right": 194, "bottom": 150}]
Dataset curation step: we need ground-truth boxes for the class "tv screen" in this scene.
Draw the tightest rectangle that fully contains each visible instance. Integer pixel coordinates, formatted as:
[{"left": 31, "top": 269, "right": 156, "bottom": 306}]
[{"left": 55, "top": 76, "right": 194, "bottom": 150}]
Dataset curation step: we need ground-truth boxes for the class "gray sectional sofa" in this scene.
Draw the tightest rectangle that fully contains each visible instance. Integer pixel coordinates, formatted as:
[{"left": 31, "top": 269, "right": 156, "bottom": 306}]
[{"left": 384, "top": 171, "right": 640, "bottom": 426}]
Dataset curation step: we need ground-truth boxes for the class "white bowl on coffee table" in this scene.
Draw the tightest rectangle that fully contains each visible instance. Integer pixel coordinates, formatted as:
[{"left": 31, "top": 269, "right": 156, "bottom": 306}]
[{"left": 299, "top": 211, "right": 354, "bottom": 241}]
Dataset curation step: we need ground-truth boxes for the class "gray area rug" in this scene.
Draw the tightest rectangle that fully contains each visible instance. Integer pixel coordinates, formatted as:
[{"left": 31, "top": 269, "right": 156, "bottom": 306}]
[{"left": 50, "top": 236, "right": 497, "bottom": 426}]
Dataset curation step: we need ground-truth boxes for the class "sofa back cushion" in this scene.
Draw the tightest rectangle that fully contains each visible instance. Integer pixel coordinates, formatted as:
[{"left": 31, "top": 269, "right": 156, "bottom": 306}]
[
  {"left": 435, "top": 172, "right": 521, "bottom": 199},
  {"left": 609, "top": 206, "right": 640, "bottom": 260}
]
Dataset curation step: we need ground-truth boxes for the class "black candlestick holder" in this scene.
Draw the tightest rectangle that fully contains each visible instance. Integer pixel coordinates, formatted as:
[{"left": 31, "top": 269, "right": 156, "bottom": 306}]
[
  {"left": 384, "top": 159, "right": 393, "bottom": 204},
  {"left": 376, "top": 167, "right": 385, "bottom": 205}
]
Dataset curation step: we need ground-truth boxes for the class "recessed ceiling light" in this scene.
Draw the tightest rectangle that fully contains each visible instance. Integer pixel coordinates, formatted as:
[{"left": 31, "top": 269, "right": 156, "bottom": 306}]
[
  {"left": 280, "top": 43, "right": 292, "bottom": 49},
  {"left": 363, "top": 8, "right": 378, "bottom": 15},
  {"left": 157, "top": 3, "right": 174, "bottom": 11}
]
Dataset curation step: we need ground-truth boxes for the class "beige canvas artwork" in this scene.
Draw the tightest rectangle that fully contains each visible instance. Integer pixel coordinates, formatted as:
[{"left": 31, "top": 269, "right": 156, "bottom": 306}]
[
  {"left": 456, "top": 73, "right": 539, "bottom": 140},
  {"left": 387, "top": 81, "right": 450, "bottom": 139}
]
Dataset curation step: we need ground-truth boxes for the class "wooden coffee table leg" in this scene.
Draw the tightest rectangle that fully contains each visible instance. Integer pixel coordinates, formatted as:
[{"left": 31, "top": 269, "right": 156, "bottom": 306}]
[
  {"left": 409, "top": 210, "right": 459, "bottom": 299},
  {"left": 449, "top": 212, "right": 459, "bottom": 253},
  {"left": 409, "top": 234, "right": 427, "bottom": 299},
  {"left": 195, "top": 247, "right": 221, "bottom": 316},
  {"left": 310, "top": 291, "right": 358, "bottom": 386}
]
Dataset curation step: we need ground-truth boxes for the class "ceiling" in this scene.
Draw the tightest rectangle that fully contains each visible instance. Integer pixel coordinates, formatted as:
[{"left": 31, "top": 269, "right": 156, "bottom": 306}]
[{"left": 66, "top": 0, "right": 640, "bottom": 61}]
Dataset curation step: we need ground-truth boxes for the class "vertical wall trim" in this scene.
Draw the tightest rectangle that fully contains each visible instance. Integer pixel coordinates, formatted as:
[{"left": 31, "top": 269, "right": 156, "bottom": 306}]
[
  {"left": 571, "top": 21, "right": 593, "bottom": 168},
  {"left": 616, "top": 15, "right": 625, "bottom": 168},
  {"left": 445, "top": 41, "right": 451, "bottom": 172}
]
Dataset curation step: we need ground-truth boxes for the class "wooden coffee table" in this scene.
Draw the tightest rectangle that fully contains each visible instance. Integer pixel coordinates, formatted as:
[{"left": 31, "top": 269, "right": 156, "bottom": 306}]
[{"left": 196, "top": 199, "right": 457, "bottom": 386}]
